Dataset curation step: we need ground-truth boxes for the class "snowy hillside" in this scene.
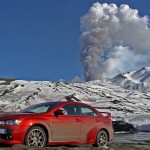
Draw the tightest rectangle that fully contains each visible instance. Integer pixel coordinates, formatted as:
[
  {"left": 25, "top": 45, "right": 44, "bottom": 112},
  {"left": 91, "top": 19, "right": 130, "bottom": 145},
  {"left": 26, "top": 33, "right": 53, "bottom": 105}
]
[
  {"left": 111, "top": 67, "right": 150, "bottom": 92},
  {"left": 0, "top": 76, "right": 150, "bottom": 118}
]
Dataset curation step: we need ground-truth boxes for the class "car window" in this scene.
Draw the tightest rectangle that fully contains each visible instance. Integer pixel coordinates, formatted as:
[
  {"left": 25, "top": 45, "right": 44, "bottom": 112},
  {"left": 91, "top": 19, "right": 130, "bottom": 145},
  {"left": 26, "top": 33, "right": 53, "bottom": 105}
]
[
  {"left": 27, "top": 105, "right": 49, "bottom": 113},
  {"left": 112, "top": 121, "right": 116, "bottom": 125},
  {"left": 118, "top": 121, "right": 126, "bottom": 125},
  {"left": 60, "top": 104, "right": 79, "bottom": 116},
  {"left": 80, "top": 105, "right": 98, "bottom": 116},
  {"left": 21, "top": 102, "right": 60, "bottom": 113}
]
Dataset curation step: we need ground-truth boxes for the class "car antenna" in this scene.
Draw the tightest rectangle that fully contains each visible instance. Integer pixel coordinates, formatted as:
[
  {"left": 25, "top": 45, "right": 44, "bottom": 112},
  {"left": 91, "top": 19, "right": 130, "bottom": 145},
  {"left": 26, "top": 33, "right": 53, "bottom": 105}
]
[{"left": 65, "top": 93, "right": 81, "bottom": 102}]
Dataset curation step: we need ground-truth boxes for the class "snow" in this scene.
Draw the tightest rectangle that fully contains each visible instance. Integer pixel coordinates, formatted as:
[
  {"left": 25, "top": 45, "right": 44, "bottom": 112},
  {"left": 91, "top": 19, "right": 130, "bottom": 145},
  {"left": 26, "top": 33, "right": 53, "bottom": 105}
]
[{"left": 111, "top": 67, "right": 150, "bottom": 91}]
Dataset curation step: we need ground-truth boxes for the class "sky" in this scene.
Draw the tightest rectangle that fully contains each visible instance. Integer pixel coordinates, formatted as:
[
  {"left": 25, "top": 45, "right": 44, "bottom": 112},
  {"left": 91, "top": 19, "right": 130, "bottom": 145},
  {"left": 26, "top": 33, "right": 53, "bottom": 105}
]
[{"left": 0, "top": 0, "right": 150, "bottom": 81}]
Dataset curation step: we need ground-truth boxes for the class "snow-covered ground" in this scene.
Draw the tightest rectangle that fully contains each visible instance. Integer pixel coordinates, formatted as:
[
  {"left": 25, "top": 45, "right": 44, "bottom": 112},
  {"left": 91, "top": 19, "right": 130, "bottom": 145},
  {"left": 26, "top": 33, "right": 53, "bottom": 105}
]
[{"left": 0, "top": 67, "right": 150, "bottom": 131}]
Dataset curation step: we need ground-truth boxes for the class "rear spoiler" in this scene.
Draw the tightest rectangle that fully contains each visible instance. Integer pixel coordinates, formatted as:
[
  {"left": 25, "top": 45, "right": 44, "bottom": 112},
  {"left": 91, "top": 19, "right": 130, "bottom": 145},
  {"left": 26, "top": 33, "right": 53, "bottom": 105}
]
[{"left": 101, "top": 112, "right": 111, "bottom": 118}]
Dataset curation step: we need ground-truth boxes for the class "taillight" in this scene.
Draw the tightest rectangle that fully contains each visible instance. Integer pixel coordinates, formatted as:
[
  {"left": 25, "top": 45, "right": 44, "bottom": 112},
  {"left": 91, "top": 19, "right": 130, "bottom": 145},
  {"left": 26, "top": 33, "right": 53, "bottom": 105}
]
[{"left": 106, "top": 112, "right": 111, "bottom": 118}]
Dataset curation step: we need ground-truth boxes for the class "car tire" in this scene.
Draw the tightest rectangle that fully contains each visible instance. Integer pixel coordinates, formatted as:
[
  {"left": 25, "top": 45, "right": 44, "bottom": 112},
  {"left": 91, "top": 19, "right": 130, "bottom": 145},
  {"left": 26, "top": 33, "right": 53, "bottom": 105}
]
[
  {"left": 24, "top": 126, "right": 47, "bottom": 147},
  {"left": 129, "top": 128, "right": 134, "bottom": 133},
  {"left": 93, "top": 129, "right": 108, "bottom": 147}
]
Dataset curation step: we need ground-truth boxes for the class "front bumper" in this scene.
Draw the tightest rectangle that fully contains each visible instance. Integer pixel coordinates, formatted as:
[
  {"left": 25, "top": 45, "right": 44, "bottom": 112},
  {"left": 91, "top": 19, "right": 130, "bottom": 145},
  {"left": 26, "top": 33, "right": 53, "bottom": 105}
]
[{"left": 0, "top": 125, "right": 29, "bottom": 145}]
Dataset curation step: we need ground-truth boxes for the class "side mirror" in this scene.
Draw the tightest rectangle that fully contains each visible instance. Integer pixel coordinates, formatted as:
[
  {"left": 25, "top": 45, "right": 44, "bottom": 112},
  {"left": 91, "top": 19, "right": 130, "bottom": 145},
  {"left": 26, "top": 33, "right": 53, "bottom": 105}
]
[{"left": 54, "top": 109, "right": 65, "bottom": 116}]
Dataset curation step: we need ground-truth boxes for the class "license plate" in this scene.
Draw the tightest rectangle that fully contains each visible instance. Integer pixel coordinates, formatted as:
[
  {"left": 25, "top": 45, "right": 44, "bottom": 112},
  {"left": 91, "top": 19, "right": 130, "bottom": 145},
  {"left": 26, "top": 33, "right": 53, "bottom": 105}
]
[{"left": 0, "top": 129, "right": 7, "bottom": 134}]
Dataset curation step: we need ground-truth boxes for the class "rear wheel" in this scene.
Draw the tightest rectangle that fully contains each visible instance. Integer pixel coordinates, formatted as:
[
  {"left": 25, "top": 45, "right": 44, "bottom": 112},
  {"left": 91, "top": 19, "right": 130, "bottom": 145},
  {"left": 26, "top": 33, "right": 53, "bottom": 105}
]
[
  {"left": 129, "top": 128, "right": 134, "bottom": 133},
  {"left": 24, "top": 126, "right": 47, "bottom": 147},
  {"left": 93, "top": 129, "right": 108, "bottom": 147}
]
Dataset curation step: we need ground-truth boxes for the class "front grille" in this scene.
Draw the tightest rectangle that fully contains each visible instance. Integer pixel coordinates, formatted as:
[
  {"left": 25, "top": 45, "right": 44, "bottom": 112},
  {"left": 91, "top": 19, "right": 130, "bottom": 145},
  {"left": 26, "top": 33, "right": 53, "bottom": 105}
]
[
  {"left": 0, "top": 134, "right": 13, "bottom": 140},
  {"left": 0, "top": 129, "right": 13, "bottom": 140}
]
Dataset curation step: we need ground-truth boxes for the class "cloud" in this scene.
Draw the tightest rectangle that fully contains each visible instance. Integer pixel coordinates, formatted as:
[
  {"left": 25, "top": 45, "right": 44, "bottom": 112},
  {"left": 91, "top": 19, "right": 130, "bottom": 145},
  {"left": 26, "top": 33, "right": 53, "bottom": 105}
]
[
  {"left": 69, "top": 76, "right": 83, "bottom": 83},
  {"left": 80, "top": 2, "right": 150, "bottom": 81}
]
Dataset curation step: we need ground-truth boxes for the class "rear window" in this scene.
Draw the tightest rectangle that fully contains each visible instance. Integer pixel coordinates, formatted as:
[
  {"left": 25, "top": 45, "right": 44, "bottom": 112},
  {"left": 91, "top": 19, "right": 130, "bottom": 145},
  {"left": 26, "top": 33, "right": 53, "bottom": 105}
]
[{"left": 80, "top": 105, "right": 98, "bottom": 116}]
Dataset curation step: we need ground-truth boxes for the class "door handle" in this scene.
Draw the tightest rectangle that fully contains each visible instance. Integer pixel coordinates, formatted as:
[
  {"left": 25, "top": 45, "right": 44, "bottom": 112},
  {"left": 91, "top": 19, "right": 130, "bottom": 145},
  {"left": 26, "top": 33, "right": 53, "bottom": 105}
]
[
  {"left": 76, "top": 119, "right": 81, "bottom": 122},
  {"left": 96, "top": 119, "right": 100, "bottom": 122}
]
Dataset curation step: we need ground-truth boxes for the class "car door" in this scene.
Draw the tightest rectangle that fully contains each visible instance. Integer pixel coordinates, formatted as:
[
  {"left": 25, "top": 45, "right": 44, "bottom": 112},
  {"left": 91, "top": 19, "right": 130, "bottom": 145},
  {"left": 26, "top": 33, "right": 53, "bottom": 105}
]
[
  {"left": 51, "top": 104, "right": 81, "bottom": 142},
  {"left": 78, "top": 104, "right": 100, "bottom": 143}
]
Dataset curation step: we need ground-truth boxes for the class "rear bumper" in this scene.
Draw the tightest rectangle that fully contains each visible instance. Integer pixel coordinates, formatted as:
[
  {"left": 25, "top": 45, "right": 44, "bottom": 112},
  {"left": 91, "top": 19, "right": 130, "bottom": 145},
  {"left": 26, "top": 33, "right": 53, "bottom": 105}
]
[{"left": 109, "top": 128, "right": 114, "bottom": 141}]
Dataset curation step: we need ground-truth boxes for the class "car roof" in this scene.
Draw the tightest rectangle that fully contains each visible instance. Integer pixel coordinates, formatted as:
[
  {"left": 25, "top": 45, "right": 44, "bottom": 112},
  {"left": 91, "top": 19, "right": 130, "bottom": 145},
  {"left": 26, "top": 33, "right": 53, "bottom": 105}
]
[
  {"left": 37, "top": 100, "right": 86, "bottom": 106},
  {"left": 40, "top": 101, "right": 97, "bottom": 111}
]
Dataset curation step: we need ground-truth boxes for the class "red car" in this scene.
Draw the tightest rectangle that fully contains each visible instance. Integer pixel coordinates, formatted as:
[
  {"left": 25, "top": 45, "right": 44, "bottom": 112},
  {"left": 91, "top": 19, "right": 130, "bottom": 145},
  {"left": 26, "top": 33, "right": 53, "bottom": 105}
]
[{"left": 0, "top": 100, "right": 113, "bottom": 147}]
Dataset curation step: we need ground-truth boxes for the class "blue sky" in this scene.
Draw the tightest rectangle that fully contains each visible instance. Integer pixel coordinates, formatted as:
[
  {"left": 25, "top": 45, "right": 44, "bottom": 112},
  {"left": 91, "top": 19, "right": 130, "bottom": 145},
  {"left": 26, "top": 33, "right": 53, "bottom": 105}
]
[{"left": 0, "top": 0, "right": 150, "bottom": 81}]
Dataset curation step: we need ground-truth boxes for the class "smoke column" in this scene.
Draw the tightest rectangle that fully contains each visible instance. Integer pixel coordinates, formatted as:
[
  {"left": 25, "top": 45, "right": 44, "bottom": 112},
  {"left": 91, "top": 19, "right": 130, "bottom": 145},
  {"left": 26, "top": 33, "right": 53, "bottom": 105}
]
[{"left": 80, "top": 2, "right": 150, "bottom": 81}]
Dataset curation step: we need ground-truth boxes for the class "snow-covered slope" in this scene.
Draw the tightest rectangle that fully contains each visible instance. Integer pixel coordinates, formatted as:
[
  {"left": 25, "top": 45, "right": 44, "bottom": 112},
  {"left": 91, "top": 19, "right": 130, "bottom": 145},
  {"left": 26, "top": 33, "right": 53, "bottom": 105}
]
[
  {"left": 111, "top": 67, "right": 150, "bottom": 92},
  {"left": 0, "top": 77, "right": 150, "bottom": 119}
]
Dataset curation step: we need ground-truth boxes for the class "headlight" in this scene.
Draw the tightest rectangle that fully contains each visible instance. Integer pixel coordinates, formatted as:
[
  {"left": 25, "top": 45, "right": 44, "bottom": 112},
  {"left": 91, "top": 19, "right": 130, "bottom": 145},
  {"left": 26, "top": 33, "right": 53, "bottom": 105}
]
[{"left": 0, "top": 120, "right": 21, "bottom": 126}]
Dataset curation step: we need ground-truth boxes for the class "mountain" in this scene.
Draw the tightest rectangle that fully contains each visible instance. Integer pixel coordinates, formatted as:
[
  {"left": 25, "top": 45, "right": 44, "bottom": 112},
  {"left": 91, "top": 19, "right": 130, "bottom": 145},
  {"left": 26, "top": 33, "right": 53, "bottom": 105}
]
[{"left": 111, "top": 67, "right": 150, "bottom": 92}]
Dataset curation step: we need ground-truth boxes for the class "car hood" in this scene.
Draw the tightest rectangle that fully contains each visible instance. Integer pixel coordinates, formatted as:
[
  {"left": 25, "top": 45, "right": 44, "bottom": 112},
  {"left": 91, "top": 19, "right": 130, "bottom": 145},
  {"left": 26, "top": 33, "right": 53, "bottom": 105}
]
[{"left": 0, "top": 113, "right": 42, "bottom": 120}]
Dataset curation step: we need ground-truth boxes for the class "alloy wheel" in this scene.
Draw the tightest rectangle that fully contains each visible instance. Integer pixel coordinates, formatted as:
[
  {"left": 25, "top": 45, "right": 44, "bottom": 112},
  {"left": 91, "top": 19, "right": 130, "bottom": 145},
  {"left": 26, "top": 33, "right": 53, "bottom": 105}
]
[
  {"left": 93, "top": 130, "right": 108, "bottom": 147},
  {"left": 25, "top": 126, "right": 46, "bottom": 147}
]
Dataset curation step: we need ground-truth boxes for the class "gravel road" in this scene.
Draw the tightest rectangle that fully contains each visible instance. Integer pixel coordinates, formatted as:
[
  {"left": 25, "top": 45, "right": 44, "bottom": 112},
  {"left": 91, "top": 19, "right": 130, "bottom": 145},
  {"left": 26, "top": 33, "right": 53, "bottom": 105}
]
[
  {"left": 0, "top": 144, "right": 148, "bottom": 150},
  {"left": 0, "top": 132, "right": 150, "bottom": 150}
]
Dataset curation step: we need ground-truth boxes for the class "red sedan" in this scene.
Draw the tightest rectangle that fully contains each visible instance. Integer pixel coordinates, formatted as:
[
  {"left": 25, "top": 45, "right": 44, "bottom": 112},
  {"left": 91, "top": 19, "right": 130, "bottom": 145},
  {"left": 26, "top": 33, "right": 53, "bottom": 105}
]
[{"left": 0, "top": 100, "right": 113, "bottom": 147}]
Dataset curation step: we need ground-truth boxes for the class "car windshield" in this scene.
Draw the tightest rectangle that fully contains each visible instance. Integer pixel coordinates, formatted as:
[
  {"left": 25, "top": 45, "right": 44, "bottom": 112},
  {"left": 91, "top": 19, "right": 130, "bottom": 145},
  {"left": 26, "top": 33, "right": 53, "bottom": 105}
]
[{"left": 20, "top": 102, "right": 60, "bottom": 113}]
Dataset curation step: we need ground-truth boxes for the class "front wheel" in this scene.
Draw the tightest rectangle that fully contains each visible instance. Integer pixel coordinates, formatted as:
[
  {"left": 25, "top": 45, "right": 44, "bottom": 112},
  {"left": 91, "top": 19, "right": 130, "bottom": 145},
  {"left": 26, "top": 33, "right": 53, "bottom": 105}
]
[
  {"left": 24, "top": 126, "right": 47, "bottom": 147},
  {"left": 93, "top": 129, "right": 108, "bottom": 147}
]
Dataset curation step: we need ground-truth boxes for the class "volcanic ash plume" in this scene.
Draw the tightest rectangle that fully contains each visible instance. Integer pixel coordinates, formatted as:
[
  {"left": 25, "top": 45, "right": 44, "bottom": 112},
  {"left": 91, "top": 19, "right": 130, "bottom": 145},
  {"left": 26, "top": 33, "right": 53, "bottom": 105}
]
[{"left": 80, "top": 2, "right": 150, "bottom": 81}]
